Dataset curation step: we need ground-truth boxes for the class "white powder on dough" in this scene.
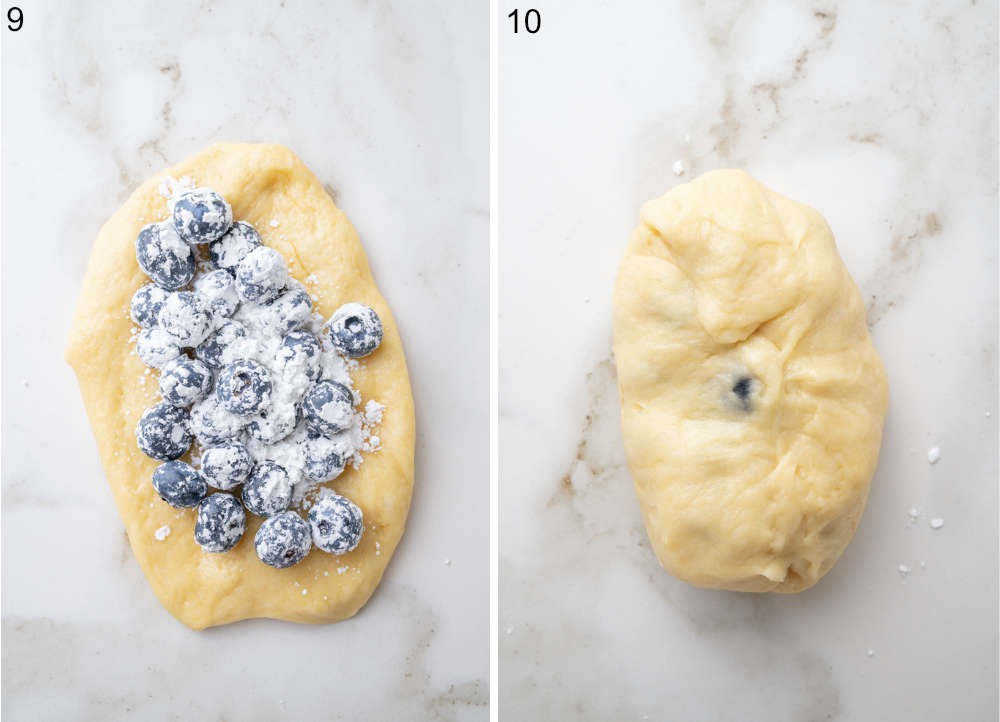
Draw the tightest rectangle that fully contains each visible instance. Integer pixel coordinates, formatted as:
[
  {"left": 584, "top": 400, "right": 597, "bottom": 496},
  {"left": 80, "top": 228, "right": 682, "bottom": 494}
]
[
  {"left": 154, "top": 525, "right": 171, "bottom": 541},
  {"left": 929, "top": 518, "right": 944, "bottom": 529},
  {"left": 144, "top": 178, "right": 386, "bottom": 506}
]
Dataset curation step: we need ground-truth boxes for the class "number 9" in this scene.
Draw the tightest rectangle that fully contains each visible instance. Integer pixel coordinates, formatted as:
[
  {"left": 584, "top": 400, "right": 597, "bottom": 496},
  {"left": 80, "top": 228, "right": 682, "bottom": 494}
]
[{"left": 8, "top": 6, "right": 23, "bottom": 31}]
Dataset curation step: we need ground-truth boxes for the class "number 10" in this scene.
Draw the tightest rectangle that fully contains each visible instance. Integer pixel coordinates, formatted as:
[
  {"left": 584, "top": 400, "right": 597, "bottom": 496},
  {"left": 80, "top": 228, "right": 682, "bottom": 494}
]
[{"left": 508, "top": 8, "right": 541, "bottom": 34}]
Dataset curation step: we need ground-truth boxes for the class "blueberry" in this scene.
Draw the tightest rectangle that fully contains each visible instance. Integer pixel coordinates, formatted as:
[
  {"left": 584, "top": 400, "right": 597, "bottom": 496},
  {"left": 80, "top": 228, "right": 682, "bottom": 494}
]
[
  {"left": 196, "top": 320, "right": 246, "bottom": 369},
  {"left": 136, "top": 402, "right": 192, "bottom": 461},
  {"left": 171, "top": 188, "right": 233, "bottom": 244},
  {"left": 216, "top": 359, "right": 272, "bottom": 415},
  {"left": 302, "top": 380, "right": 354, "bottom": 436},
  {"left": 209, "top": 220, "right": 262, "bottom": 272},
  {"left": 246, "top": 404, "right": 298, "bottom": 445},
  {"left": 189, "top": 395, "right": 246, "bottom": 445},
  {"left": 308, "top": 493, "right": 363, "bottom": 555},
  {"left": 136, "top": 327, "right": 181, "bottom": 368},
  {"left": 303, "top": 432, "right": 350, "bottom": 482},
  {"left": 275, "top": 330, "right": 322, "bottom": 381},
  {"left": 254, "top": 511, "right": 312, "bottom": 568},
  {"left": 201, "top": 440, "right": 253, "bottom": 490},
  {"left": 729, "top": 375, "right": 758, "bottom": 412},
  {"left": 157, "top": 291, "right": 213, "bottom": 348},
  {"left": 158, "top": 357, "right": 213, "bottom": 407},
  {"left": 241, "top": 461, "right": 292, "bottom": 517},
  {"left": 235, "top": 247, "right": 288, "bottom": 303},
  {"left": 151, "top": 460, "right": 206, "bottom": 508},
  {"left": 136, "top": 222, "right": 197, "bottom": 290},
  {"left": 130, "top": 284, "right": 170, "bottom": 328},
  {"left": 194, "top": 493, "right": 246, "bottom": 552},
  {"left": 325, "top": 303, "right": 383, "bottom": 358},
  {"left": 194, "top": 269, "right": 240, "bottom": 318},
  {"left": 266, "top": 282, "right": 313, "bottom": 336}
]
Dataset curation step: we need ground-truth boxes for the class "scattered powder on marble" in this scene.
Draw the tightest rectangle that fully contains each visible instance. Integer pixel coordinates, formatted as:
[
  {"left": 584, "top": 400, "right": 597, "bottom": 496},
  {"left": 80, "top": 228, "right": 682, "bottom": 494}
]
[
  {"left": 154, "top": 525, "right": 171, "bottom": 541},
  {"left": 683, "top": 132, "right": 692, "bottom": 144},
  {"left": 444, "top": 558, "right": 451, "bottom": 566},
  {"left": 672, "top": 159, "right": 686, "bottom": 176},
  {"left": 920, "top": 561, "right": 926, "bottom": 568},
  {"left": 866, "top": 649, "right": 874, "bottom": 658},
  {"left": 987, "top": 411, "right": 992, "bottom": 418},
  {"left": 929, "top": 518, "right": 944, "bottom": 529},
  {"left": 927, "top": 446, "right": 941, "bottom": 464},
  {"left": 505, "top": 626, "right": 513, "bottom": 635},
  {"left": 898, "top": 564, "right": 911, "bottom": 576}
]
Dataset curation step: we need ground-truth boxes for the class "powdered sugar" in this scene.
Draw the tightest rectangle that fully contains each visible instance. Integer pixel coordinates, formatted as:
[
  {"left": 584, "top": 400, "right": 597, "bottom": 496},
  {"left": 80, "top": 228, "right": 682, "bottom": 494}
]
[{"left": 154, "top": 525, "right": 171, "bottom": 541}]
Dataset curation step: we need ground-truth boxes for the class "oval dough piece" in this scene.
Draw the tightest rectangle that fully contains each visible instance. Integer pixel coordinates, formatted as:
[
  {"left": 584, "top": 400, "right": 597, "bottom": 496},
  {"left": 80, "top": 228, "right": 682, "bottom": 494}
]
[
  {"left": 66, "top": 143, "right": 415, "bottom": 628},
  {"left": 613, "top": 169, "right": 888, "bottom": 593}
]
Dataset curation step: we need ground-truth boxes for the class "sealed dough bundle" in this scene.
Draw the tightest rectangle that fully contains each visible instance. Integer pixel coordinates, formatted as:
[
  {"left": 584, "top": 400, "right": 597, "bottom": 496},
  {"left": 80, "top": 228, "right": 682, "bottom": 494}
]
[{"left": 613, "top": 170, "right": 888, "bottom": 593}]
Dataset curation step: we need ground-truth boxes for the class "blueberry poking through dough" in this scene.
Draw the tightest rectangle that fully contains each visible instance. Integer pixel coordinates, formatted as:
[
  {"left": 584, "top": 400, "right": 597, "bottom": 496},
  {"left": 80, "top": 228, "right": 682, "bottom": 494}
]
[
  {"left": 308, "top": 493, "right": 363, "bottom": 555},
  {"left": 136, "top": 327, "right": 181, "bottom": 368},
  {"left": 136, "top": 222, "right": 197, "bottom": 290},
  {"left": 196, "top": 320, "right": 246, "bottom": 369},
  {"left": 194, "top": 269, "right": 240, "bottom": 318},
  {"left": 301, "top": 380, "right": 354, "bottom": 436},
  {"left": 242, "top": 461, "right": 293, "bottom": 517},
  {"left": 171, "top": 188, "right": 233, "bottom": 244},
  {"left": 276, "top": 330, "right": 322, "bottom": 381},
  {"left": 235, "top": 246, "right": 288, "bottom": 303},
  {"left": 159, "top": 356, "right": 213, "bottom": 407},
  {"left": 200, "top": 440, "right": 253, "bottom": 491},
  {"left": 136, "top": 401, "right": 192, "bottom": 461},
  {"left": 152, "top": 460, "right": 207, "bottom": 508},
  {"left": 194, "top": 493, "right": 246, "bottom": 552},
  {"left": 157, "top": 291, "right": 213, "bottom": 348},
  {"left": 325, "top": 303, "right": 383, "bottom": 358},
  {"left": 216, "top": 359, "right": 272, "bottom": 415},
  {"left": 303, "top": 433, "right": 350, "bottom": 482},
  {"left": 130, "top": 284, "right": 170, "bottom": 328},
  {"left": 254, "top": 511, "right": 312, "bottom": 568},
  {"left": 731, "top": 375, "right": 756, "bottom": 412},
  {"left": 209, "top": 220, "right": 262, "bottom": 273}
]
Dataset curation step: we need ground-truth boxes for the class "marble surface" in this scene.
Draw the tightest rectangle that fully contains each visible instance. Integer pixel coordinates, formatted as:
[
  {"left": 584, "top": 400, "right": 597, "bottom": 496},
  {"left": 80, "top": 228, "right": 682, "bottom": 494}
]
[
  {"left": 2, "top": 1, "right": 486, "bottom": 720},
  {"left": 500, "top": 1, "right": 997, "bottom": 720}
]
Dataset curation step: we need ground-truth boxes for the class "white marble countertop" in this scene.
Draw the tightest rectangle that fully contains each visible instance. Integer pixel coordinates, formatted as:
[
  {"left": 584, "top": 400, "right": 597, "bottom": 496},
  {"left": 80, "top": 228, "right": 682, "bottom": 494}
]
[
  {"left": 3, "top": 1, "right": 487, "bottom": 719},
  {"left": 500, "top": 1, "right": 997, "bottom": 720}
]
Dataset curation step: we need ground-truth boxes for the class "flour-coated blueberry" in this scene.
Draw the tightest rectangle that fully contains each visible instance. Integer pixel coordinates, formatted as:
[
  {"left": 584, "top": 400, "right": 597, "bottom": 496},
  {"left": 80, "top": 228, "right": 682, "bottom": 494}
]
[
  {"left": 325, "top": 303, "right": 383, "bottom": 358},
  {"left": 266, "top": 282, "right": 313, "bottom": 336},
  {"left": 246, "top": 404, "right": 298, "bottom": 445},
  {"left": 308, "top": 493, "right": 363, "bottom": 555},
  {"left": 200, "top": 440, "right": 253, "bottom": 490},
  {"left": 241, "top": 461, "right": 292, "bottom": 517},
  {"left": 276, "top": 330, "right": 322, "bottom": 381},
  {"left": 196, "top": 320, "right": 247, "bottom": 369},
  {"left": 136, "top": 222, "right": 197, "bottom": 290},
  {"left": 302, "top": 380, "right": 354, "bottom": 436},
  {"left": 254, "top": 511, "right": 312, "bottom": 568},
  {"left": 136, "top": 401, "right": 192, "bottom": 461},
  {"left": 302, "top": 432, "right": 350, "bottom": 482},
  {"left": 194, "top": 269, "right": 240, "bottom": 318},
  {"left": 216, "top": 359, "right": 272, "bottom": 415},
  {"left": 159, "top": 356, "right": 213, "bottom": 407},
  {"left": 130, "top": 284, "right": 170, "bottom": 328},
  {"left": 235, "top": 246, "right": 288, "bottom": 303},
  {"left": 194, "top": 493, "right": 246, "bottom": 552},
  {"left": 189, "top": 395, "right": 246, "bottom": 445},
  {"left": 171, "top": 188, "right": 233, "bottom": 244},
  {"left": 152, "top": 460, "right": 207, "bottom": 508},
  {"left": 136, "top": 327, "right": 181, "bottom": 368},
  {"left": 157, "top": 291, "right": 213, "bottom": 348},
  {"left": 209, "top": 221, "right": 262, "bottom": 273}
]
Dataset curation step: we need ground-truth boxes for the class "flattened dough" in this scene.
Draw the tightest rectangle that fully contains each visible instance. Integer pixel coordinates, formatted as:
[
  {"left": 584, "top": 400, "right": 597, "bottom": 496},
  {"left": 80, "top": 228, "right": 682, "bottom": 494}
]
[
  {"left": 66, "top": 143, "right": 415, "bottom": 628},
  {"left": 613, "top": 170, "right": 888, "bottom": 593}
]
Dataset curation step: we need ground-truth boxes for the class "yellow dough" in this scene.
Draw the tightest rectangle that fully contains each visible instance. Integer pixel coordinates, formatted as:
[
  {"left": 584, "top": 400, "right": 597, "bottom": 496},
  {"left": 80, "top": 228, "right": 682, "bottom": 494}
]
[
  {"left": 66, "top": 143, "right": 415, "bottom": 628},
  {"left": 613, "top": 170, "right": 888, "bottom": 593}
]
